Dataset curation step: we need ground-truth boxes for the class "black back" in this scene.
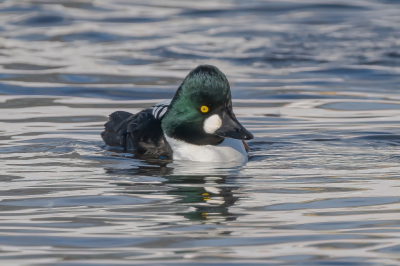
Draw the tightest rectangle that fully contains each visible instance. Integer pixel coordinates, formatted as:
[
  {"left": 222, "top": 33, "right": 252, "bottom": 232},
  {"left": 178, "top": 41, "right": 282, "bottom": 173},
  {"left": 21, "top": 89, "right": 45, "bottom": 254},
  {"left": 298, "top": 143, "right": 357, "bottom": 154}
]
[{"left": 101, "top": 108, "right": 172, "bottom": 158}]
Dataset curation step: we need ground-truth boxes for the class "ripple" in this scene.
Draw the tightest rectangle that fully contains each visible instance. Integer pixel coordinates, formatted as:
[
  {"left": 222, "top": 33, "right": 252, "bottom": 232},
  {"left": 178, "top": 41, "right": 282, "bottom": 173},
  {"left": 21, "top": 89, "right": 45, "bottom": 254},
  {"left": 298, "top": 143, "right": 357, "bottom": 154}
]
[
  {"left": 0, "top": 0, "right": 400, "bottom": 265},
  {"left": 0, "top": 195, "right": 152, "bottom": 208},
  {"left": 320, "top": 102, "right": 400, "bottom": 111},
  {"left": 266, "top": 197, "right": 400, "bottom": 211},
  {"left": 10, "top": 12, "right": 71, "bottom": 27}
]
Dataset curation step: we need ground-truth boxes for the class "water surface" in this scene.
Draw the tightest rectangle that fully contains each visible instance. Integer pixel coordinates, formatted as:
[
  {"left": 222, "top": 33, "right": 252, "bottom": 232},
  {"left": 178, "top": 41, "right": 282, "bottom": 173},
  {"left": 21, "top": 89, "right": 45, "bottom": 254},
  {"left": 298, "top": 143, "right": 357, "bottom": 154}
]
[{"left": 1, "top": 0, "right": 400, "bottom": 265}]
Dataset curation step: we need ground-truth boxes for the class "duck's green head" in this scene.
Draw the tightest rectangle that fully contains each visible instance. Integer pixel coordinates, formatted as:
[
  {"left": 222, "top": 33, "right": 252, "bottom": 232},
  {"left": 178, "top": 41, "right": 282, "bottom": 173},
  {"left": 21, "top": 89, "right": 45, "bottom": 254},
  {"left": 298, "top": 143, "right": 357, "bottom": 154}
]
[{"left": 161, "top": 65, "right": 253, "bottom": 145}]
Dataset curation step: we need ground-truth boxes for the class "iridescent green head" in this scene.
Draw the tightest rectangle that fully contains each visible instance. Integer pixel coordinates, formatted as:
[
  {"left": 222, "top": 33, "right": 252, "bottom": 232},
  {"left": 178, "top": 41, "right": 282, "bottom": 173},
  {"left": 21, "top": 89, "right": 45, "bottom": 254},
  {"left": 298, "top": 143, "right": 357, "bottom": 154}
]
[{"left": 161, "top": 65, "right": 253, "bottom": 145}]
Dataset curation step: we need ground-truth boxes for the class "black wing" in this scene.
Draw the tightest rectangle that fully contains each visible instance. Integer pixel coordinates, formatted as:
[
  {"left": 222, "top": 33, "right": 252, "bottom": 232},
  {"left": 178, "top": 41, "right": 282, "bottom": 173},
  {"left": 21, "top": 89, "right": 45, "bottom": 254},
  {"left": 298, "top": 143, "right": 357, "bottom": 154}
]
[{"left": 101, "top": 108, "right": 172, "bottom": 158}]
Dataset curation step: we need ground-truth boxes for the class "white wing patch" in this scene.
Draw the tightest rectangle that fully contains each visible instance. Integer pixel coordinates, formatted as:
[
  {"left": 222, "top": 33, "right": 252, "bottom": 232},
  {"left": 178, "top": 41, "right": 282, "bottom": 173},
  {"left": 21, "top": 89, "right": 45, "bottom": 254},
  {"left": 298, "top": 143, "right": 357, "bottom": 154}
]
[{"left": 151, "top": 99, "right": 171, "bottom": 120}]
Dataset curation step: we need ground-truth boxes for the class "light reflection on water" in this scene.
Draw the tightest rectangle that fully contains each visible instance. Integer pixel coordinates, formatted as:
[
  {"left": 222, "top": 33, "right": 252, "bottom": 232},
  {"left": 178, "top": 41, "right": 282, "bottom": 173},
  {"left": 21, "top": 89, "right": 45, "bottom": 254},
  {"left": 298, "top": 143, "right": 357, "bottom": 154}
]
[{"left": 1, "top": 0, "right": 400, "bottom": 265}]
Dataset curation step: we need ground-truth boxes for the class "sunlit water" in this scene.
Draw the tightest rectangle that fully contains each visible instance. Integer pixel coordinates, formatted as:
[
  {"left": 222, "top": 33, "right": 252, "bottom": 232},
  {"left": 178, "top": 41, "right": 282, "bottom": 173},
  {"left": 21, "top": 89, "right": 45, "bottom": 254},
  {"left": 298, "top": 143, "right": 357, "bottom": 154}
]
[{"left": 1, "top": 0, "right": 400, "bottom": 265}]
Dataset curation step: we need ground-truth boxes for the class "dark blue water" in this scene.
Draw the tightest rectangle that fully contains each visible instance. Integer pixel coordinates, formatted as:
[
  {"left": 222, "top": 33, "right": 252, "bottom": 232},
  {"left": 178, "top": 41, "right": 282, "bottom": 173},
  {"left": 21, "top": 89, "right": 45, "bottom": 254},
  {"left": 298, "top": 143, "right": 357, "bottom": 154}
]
[{"left": 1, "top": 1, "right": 400, "bottom": 265}]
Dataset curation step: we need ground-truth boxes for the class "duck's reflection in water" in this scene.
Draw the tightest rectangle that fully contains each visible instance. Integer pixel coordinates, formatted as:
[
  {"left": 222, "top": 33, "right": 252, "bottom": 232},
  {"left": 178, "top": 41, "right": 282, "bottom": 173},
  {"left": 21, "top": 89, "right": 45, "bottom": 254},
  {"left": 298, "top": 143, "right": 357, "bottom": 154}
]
[
  {"left": 105, "top": 158, "right": 245, "bottom": 222},
  {"left": 166, "top": 175, "right": 240, "bottom": 221}
]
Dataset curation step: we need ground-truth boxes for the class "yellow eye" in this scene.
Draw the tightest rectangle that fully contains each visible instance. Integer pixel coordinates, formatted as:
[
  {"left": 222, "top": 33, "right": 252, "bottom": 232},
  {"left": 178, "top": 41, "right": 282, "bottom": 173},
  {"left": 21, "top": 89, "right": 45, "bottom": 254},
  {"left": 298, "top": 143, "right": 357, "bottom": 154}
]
[{"left": 200, "top": 106, "right": 209, "bottom": 113}]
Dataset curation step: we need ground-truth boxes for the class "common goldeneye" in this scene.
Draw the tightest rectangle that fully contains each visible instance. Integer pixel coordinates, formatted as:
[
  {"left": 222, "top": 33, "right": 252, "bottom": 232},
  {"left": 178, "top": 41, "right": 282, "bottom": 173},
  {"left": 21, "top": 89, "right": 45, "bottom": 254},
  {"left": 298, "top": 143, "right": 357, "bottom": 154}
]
[{"left": 101, "top": 65, "right": 254, "bottom": 163}]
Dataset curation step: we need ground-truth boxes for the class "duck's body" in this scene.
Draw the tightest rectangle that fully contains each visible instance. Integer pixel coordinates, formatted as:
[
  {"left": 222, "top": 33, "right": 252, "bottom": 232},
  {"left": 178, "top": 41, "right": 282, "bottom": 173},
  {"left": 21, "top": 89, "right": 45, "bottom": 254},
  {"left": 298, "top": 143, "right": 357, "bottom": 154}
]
[
  {"left": 165, "top": 135, "right": 248, "bottom": 162},
  {"left": 101, "top": 65, "right": 253, "bottom": 162}
]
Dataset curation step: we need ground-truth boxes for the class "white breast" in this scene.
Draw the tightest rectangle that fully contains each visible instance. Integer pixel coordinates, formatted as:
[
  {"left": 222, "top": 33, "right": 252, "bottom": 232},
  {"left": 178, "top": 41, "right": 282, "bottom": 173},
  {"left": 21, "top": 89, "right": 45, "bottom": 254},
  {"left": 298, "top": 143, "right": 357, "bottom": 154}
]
[{"left": 164, "top": 135, "right": 248, "bottom": 163}]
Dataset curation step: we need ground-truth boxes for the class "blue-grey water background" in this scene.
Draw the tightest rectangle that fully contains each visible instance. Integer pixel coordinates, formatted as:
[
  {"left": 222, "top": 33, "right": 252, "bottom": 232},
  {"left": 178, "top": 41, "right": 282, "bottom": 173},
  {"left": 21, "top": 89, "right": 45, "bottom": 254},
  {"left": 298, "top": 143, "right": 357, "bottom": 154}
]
[{"left": 1, "top": 0, "right": 400, "bottom": 265}]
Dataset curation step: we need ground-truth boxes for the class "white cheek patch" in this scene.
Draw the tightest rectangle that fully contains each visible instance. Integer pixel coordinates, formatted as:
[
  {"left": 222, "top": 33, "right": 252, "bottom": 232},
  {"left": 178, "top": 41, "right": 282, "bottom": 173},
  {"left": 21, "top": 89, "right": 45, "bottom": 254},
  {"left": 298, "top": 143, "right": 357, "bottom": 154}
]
[{"left": 203, "top": 114, "right": 222, "bottom": 134}]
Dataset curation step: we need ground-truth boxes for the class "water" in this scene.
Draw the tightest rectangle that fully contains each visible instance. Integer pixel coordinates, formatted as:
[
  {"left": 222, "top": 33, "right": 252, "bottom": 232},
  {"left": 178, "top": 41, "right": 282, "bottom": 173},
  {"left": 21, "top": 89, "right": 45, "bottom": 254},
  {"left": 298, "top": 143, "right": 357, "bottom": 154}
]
[{"left": 1, "top": 0, "right": 400, "bottom": 265}]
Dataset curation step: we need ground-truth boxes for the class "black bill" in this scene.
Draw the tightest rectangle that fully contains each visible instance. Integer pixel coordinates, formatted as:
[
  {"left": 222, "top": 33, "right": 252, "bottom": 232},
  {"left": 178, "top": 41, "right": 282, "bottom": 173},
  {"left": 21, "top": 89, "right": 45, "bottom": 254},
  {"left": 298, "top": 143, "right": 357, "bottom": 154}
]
[{"left": 214, "top": 111, "right": 254, "bottom": 140}]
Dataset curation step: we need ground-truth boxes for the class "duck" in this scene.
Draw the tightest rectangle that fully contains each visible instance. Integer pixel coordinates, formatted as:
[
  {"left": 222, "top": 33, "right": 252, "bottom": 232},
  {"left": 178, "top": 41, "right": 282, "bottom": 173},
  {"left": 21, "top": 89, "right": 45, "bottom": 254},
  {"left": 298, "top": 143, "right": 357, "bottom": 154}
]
[{"left": 101, "top": 65, "right": 254, "bottom": 163}]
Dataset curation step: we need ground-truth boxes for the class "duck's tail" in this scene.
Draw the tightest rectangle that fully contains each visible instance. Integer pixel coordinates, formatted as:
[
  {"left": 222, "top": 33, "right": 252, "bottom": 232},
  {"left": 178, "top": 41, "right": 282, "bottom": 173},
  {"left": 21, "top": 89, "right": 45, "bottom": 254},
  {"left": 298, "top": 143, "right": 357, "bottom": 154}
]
[{"left": 101, "top": 111, "right": 133, "bottom": 147}]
